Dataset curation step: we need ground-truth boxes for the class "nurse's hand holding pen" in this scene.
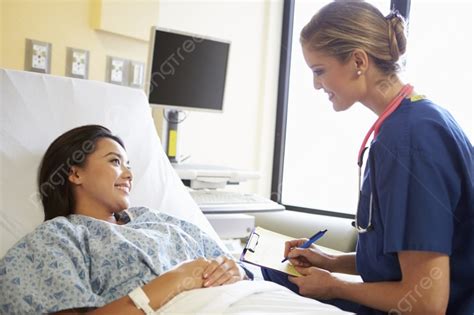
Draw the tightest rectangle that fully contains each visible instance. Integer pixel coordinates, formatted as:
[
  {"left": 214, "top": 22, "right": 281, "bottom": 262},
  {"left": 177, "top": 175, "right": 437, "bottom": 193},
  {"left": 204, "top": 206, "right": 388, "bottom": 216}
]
[
  {"left": 284, "top": 239, "right": 336, "bottom": 270},
  {"left": 284, "top": 235, "right": 359, "bottom": 300}
]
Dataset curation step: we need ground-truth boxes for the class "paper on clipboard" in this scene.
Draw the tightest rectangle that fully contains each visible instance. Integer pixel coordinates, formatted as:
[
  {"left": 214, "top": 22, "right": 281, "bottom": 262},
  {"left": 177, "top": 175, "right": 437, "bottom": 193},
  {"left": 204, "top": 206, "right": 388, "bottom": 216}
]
[{"left": 240, "top": 226, "right": 302, "bottom": 277}]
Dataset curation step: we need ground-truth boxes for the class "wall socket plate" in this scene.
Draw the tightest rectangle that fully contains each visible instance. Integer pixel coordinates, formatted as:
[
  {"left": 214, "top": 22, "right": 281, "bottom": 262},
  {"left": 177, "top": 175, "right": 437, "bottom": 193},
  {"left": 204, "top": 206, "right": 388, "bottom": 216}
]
[
  {"left": 25, "top": 39, "right": 52, "bottom": 73},
  {"left": 106, "top": 56, "right": 129, "bottom": 85},
  {"left": 66, "top": 47, "right": 89, "bottom": 79},
  {"left": 129, "top": 61, "right": 145, "bottom": 88}
]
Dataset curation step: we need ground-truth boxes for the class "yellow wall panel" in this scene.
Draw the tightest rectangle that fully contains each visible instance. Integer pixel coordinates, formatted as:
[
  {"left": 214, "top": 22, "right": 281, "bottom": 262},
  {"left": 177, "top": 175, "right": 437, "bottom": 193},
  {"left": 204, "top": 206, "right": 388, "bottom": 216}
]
[
  {"left": 93, "top": 0, "right": 158, "bottom": 41},
  {"left": 0, "top": 0, "right": 157, "bottom": 81},
  {"left": 0, "top": 1, "right": 4, "bottom": 66}
]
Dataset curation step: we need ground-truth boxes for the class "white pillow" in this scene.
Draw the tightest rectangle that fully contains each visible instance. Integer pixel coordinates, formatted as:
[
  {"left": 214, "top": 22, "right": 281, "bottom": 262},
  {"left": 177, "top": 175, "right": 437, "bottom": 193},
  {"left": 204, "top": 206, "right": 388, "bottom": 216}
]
[{"left": 0, "top": 69, "right": 220, "bottom": 258}]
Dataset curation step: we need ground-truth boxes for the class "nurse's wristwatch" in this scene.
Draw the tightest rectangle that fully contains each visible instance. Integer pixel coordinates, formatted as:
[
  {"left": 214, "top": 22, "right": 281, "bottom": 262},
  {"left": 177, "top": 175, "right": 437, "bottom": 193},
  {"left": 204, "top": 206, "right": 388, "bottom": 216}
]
[{"left": 128, "top": 287, "right": 155, "bottom": 315}]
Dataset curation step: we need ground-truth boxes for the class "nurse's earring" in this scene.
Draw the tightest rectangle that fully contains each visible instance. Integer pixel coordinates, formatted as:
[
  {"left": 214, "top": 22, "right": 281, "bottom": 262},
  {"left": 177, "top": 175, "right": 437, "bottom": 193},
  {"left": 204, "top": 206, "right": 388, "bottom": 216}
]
[{"left": 355, "top": 62, "right": 362, "bottom": 76}]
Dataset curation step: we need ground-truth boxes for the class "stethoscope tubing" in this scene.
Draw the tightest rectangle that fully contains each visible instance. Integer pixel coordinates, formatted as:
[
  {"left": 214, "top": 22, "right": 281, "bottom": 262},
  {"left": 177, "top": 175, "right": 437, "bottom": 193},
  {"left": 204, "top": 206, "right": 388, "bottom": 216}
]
[{"left": 353, "top": 84, "right": 414, "bottom": 233}]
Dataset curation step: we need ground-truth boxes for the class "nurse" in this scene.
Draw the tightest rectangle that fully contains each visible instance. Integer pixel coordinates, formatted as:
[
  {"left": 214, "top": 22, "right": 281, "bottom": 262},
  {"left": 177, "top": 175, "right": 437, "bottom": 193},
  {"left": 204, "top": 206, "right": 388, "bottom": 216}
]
[{"left": 262, "top": 2, "right": 474, "bottom": 314}]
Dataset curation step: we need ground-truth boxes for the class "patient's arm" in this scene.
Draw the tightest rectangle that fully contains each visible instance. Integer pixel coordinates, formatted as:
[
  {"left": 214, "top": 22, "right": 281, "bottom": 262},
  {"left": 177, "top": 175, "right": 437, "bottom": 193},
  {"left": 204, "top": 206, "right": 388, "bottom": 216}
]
[{"left": 53, "top": 258, "right": 210, "bottom": 315}]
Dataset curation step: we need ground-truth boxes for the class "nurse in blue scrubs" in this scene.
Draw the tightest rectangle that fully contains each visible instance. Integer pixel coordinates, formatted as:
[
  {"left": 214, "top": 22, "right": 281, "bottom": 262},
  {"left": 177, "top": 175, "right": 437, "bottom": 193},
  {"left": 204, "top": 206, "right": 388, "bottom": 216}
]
[{"left": 262, "top": 2, "right": 474, "bottom": 314}]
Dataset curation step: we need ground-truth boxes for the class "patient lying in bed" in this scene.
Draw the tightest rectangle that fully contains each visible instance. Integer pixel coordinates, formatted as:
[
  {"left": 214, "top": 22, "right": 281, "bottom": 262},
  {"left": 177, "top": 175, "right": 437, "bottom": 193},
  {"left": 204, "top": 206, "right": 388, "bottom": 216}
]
[{"left": 0, "top": 125, "right": 250, "bottom": 314}]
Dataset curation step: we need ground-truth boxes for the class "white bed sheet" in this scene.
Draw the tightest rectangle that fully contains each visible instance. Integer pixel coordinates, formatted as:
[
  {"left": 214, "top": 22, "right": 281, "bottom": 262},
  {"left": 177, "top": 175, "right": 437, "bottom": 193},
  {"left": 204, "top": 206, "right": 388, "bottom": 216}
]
[{"left": 157, "top": 281, "right": 352, "bottom": 315}]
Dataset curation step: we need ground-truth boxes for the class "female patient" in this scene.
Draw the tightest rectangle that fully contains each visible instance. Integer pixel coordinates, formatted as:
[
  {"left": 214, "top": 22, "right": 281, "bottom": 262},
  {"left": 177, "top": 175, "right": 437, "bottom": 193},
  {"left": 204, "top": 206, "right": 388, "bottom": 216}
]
[{"left": 0, "top": 125, "right": 249, "bottom": 314}]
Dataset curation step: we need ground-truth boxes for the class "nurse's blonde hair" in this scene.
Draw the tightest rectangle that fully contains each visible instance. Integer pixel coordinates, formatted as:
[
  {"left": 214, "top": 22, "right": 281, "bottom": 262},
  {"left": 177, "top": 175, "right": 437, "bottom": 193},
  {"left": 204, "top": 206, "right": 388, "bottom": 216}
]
[{"left": 301, "top": 1, "right": 407, "bottom": 75}]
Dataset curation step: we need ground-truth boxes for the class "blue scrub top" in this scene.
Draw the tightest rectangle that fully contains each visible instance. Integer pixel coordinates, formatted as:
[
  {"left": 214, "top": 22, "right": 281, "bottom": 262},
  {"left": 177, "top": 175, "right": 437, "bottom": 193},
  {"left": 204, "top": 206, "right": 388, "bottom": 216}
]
[{"left": 355, "top": 97, "right": 474, "bottom": 315}]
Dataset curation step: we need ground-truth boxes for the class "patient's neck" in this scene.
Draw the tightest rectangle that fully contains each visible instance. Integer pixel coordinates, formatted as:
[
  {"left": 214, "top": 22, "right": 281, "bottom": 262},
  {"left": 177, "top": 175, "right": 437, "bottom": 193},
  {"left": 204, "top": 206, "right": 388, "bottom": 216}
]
[{"left": 73, "top": 199, "right": 118, "bottom": 224}]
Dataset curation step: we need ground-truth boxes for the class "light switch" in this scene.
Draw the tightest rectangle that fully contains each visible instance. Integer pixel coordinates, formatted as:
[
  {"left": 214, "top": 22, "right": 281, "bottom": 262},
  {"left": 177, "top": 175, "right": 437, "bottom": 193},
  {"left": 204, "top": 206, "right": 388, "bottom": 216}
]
[
  {"left": 66, "top": 47, "right": 89, "bottom": 79},
  {"left": 25, "top": 39, "right": 52, "bottom": 73},
  {"left": 106, "top": 56, "right": 128, "bottom": 85},
  {"left": 129, "top": 61, "right": 144, "bottom": 88}
]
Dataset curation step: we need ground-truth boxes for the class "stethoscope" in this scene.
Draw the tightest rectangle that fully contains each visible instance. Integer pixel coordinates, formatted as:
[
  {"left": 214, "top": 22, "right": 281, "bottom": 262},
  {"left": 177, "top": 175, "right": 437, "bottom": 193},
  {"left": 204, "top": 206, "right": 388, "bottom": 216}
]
[{"left": 352, "top": 84, "right": 414, "bottom": 233}]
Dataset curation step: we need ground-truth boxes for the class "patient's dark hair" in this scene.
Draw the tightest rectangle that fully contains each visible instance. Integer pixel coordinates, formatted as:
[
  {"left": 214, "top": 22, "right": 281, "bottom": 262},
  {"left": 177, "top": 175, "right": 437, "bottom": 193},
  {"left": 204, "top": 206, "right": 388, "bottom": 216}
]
[{"left": 38, "top": 125, "right": 125, "bottom": 221}]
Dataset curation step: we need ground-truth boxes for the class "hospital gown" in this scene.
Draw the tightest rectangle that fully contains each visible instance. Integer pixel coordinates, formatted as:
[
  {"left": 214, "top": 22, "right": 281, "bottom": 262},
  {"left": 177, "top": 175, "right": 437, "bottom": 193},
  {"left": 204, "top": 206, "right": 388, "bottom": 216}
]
[{"left": 0, "top": 207, "right": 229, "bottom": 314}]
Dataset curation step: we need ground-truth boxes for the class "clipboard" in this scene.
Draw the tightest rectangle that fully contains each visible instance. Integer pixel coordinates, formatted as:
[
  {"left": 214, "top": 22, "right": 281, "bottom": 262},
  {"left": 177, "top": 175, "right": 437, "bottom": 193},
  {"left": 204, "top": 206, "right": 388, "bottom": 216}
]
[{"left": 240, "top": 226, "right": 302, "bottom": 277}]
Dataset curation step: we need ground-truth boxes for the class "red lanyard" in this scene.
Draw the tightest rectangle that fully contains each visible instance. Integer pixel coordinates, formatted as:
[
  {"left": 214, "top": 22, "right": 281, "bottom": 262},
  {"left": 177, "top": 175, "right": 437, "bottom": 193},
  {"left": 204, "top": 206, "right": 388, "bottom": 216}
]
[{"left": 357, "top": 84, "right": 414, "bottom": 166}]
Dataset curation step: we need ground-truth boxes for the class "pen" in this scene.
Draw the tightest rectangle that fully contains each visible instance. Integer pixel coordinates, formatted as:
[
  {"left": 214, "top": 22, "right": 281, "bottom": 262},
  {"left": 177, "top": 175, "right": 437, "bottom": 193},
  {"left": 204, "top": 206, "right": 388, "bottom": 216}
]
[{"left": 281, "top": 229, "right": 327, "bottom": 263}]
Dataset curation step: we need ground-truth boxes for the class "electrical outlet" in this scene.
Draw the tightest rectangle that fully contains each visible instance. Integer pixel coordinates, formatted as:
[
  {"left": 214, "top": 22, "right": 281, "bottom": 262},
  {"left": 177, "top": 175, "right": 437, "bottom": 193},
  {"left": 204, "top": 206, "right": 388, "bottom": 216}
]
[
  {"left": 66, "top": 47, "right": 89, "bottom": 79},
  {"left": 106, "top": 56, "right": 128, "bottom": 85},
  {"left": 32, "top": 45, "right": 47, "bottom": 69},
  {"left": 111, "top": 59, "right": 124, "bottom": 82},
  {"left": 129, "top": 61, "right": 144, "bottom": 88},
  {"left": 25, "top": 39, "right": 52, "bottom": 73}
]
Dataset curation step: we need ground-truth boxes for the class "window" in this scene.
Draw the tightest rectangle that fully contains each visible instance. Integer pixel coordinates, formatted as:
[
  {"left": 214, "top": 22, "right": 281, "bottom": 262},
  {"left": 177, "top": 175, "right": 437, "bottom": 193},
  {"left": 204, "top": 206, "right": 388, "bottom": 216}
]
[
  {"left": 403, "top": 1, "right": 472, "bottom": 139},
  {"left": 272, "top": 0, "right": 472, "bottom": 218}
]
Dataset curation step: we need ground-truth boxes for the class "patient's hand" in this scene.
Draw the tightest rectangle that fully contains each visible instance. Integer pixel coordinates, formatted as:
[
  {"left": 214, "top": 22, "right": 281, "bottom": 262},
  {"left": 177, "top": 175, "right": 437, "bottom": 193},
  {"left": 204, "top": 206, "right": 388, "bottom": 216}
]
[
  {"left": 202, "top": 256, "right": 244, "bottom": 287},
  {"left": 174, "top": 258, "right": 211, "bottom": 290}
]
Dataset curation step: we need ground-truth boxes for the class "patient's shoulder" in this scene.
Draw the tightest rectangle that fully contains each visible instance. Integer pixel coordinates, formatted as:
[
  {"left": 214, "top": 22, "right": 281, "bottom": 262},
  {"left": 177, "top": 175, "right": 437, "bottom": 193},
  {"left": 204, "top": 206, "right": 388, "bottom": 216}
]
[
  {"left": 9, "top": 216, "right": 80, "bottom": 244},
  {"left": 1, "top": 217, "right": 84, "bottom": 264},
  {"left": 37, "top": 216, "right": 86, "bottom": 240},
  {"left": 42, "top": 215, "right": 78, "bottom": 229}
]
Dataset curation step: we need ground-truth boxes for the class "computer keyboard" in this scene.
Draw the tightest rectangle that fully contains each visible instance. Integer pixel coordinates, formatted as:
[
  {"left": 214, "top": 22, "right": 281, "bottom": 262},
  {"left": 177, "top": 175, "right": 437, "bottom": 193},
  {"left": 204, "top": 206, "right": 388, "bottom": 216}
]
[
  {"left": 189, "top": 190, "right": 285, "bottom": 213},
  {"left": 190, "top": 190, "right": 268, "bottom": 204}
]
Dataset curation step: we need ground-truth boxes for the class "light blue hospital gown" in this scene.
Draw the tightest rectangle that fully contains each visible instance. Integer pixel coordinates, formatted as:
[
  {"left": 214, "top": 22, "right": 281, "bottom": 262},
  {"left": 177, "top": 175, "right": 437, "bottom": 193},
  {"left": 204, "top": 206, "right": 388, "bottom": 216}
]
[{"left": 0, "top": 207, "right": 229, "bottom": 314}]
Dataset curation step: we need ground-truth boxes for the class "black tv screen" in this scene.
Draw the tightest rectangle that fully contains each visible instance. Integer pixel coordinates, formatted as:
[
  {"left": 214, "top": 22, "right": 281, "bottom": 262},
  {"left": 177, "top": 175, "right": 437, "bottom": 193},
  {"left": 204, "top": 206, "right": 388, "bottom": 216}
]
[{"left": 147, "top": 27, "right": 230, "bottom": 112}]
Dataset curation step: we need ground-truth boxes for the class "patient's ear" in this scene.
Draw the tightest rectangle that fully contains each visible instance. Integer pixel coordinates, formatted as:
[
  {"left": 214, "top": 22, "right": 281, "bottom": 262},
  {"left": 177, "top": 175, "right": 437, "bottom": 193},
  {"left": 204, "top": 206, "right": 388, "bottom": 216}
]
[{"left": 68, "top": 166, "right": 83, "bottom": 185}]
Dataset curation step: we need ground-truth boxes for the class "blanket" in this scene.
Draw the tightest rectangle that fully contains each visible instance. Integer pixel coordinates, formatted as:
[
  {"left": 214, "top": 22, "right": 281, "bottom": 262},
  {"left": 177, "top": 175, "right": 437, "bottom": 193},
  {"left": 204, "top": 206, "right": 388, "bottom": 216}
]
[{"left": 157, "top": 280, "right": 351, "bottom": 314}]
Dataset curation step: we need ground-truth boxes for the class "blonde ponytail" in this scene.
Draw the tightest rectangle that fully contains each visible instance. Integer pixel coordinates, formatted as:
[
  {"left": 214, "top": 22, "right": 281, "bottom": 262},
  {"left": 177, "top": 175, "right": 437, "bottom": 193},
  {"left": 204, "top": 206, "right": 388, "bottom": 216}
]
[{"left": 301, "top": 2, "right": 408, "bottom": 75}]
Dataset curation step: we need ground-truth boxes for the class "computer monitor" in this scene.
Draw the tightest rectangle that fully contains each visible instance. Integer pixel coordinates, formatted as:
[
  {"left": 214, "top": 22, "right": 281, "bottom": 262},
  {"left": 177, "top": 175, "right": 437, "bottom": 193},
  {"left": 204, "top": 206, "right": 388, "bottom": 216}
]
[{"left": 145, "top": 27, "right": 231, "bottom": 162}]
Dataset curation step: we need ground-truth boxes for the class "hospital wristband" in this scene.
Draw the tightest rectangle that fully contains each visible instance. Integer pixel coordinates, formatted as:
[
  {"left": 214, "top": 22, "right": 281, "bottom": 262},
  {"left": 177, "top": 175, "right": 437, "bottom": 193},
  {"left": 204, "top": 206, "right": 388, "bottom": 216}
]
[{"left": 128, "top": 287, "right": 155, "bottom": 315}]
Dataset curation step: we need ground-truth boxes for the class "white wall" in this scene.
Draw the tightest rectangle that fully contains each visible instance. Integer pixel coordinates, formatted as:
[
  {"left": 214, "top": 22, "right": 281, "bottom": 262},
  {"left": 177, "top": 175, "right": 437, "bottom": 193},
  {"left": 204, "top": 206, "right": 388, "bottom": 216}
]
[{"left": 155, "top": 0, "right": 283, "bottom": 197}]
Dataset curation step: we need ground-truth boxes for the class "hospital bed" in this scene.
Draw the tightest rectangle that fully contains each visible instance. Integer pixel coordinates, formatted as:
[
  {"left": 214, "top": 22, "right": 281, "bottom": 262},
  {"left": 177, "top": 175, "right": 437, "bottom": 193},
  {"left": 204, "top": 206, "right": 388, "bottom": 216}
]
[{"left": 0, "top": 69, "right": 354, "bottom": 314}]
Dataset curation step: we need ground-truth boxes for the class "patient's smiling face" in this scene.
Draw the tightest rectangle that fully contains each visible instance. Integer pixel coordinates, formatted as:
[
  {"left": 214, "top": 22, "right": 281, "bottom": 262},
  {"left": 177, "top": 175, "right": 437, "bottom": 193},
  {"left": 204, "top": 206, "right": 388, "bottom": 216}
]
[{"left": 68, "top": 138, "right": 133, "bottom": 223}]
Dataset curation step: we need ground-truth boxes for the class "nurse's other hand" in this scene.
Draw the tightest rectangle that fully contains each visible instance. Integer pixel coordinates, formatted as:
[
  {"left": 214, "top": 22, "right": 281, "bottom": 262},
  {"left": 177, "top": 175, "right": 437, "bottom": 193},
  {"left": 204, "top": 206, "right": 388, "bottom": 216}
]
[
  {"left": 288, "top": 266, "right": 338, "bottom": 300},
  {"left": 202, "top": 256, "right": 243, "bottom": 287},
  {"left": 285, "top": 240, "right": 334, "bottom": 270}
]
